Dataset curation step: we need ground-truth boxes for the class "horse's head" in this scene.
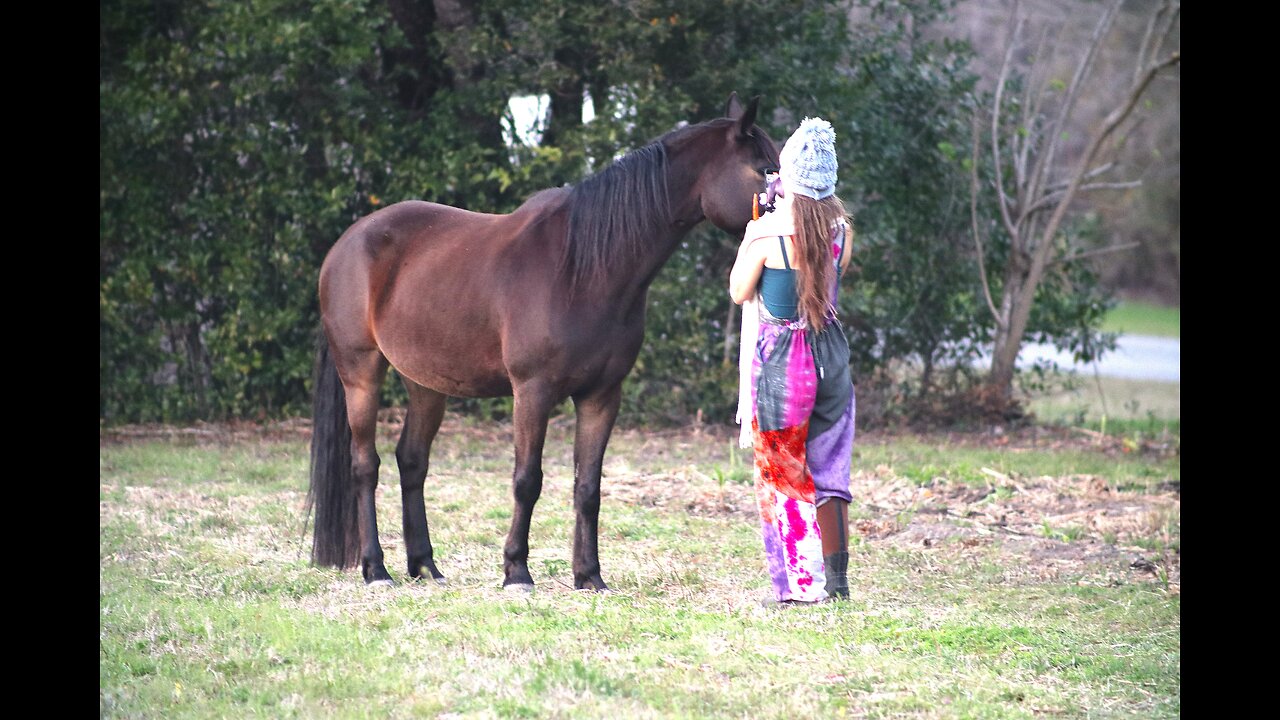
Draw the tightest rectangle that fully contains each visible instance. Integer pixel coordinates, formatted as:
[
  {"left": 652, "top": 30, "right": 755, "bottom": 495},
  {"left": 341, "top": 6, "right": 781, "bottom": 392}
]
[{"left": 684, "top": 93, "right": 781, "bottom": 236}]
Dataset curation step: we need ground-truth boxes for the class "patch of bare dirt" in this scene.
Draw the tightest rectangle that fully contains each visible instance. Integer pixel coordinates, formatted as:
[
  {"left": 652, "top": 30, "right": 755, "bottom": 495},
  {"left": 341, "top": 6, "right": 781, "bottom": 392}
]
[
  {"left": 854, "top": 467, "right": 1178, "bottom": 587},
  {"left": 601, "top": 467, "right": 757, "bottom": 518},
  {"left": 601, "top": 463, "right": 1178, "bottom": 586},
  {"left": 598, "top": 430, "right": 1179, "bottom": 589}
]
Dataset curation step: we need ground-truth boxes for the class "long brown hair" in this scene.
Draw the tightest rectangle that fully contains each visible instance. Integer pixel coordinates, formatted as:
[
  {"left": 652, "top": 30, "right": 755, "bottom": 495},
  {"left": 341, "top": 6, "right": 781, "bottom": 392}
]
[{"left": 790, "top": 195, "right": 852, "bottom": 328}]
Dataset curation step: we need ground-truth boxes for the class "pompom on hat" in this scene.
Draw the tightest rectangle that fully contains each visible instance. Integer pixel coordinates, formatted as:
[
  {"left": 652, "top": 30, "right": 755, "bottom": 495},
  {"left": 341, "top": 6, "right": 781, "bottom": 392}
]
[{"left": 779, "top": 117, "right": 838, "bottom": 200}]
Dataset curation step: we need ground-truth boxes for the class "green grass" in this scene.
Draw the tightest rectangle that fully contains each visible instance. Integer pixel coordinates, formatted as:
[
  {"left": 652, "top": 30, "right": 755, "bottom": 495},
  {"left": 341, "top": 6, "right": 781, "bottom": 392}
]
[
  {"left": 1102, "top": 301, "right": 1180, "bottom": 339},
  {"left": 854, "top": 433, "right": 1179, "bottom": 489},
  {"left": 1025, "top": 375, "right": 1180, "bottom": 426},
  {"left": 101, "top": 421, "right": 1179, "bottom": 718},
  {"left": 1021, "top": 301, "right": 1179, "bottom": 432}
]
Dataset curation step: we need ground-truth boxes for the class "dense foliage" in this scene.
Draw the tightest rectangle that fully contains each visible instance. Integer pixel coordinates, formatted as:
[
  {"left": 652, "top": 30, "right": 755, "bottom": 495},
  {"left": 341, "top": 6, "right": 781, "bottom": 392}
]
[{"left": 101, "top": 0, "right": 1114, "bottom": 426}]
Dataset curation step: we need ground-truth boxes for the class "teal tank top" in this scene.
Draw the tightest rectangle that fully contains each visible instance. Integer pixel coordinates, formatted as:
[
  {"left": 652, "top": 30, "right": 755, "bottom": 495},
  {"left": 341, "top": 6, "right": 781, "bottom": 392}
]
[
  {"left": 759, "top": 227, "right": 846, "bottom": 320},
  {"left": 760, "top": 258, "right": 799, "bottom": 320}
]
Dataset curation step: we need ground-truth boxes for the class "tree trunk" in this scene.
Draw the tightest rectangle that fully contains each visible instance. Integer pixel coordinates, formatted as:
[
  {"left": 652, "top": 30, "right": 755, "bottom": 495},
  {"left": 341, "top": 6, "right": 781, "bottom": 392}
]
[
  {"left": 542, "top": 47, "right": 584, "bottom": 150},
  {"left": 386, "top": 0, "right": 446, "bottom": 116},
  {"left": 987, "top": 265, "right": 1023, "bottom": 405},
  {"left": 433, "top": 0, "right": 506, "bottom": 154},
  {"left": 977, "top": 0, "right": 1178, "bottom": 410}
]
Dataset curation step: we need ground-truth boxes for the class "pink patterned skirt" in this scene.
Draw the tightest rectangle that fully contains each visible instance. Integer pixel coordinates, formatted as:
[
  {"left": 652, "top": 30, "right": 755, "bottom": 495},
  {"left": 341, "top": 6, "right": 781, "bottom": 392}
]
[{"left": 749, "top": 312, "right": 855, "bottom": 602}]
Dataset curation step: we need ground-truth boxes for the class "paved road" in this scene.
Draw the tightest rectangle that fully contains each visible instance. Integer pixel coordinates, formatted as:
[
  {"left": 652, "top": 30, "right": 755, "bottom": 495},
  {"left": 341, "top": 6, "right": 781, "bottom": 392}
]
[{"left": 1011, "top": 334, "right": 1180, "bottom": 382}]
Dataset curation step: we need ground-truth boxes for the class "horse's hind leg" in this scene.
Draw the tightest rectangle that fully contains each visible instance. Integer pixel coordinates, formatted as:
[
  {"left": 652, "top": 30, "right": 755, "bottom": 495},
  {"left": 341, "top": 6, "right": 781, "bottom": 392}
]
[
  {"left": 571, "top": 383, "right": 622, "bottom": 592},
  {"left": 338, "top": 350, "right": 394, "bottom": 585},
  {"left": 396, "top": 380, "right": 448, "bottom": 583},
  {"left": 502, "top": 383, "right": 556, "bottom": 591}
]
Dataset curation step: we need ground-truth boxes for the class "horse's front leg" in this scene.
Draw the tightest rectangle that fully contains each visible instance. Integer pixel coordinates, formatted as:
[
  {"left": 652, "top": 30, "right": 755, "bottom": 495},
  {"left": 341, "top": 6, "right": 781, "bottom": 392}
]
[
  {"left": 571, "top": 383, "right": 622, "bottom": 592},
  {"left": 502, "top": 384, "right": 555, "bottom": 591}
]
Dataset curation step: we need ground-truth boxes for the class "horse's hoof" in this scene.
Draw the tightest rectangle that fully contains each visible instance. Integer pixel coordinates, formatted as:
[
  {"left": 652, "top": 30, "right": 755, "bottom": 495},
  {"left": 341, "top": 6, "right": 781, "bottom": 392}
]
[
  {"left": 503, "top": 583, "right": 535, "bottom": 594},
  {"left": 367, "top": 579, "right": 395, "bottom": 589},
  {"left": 576, "top": 576, "right": 610, "bottom": 593},
  {"left": 413, "top": 566, "right": 448, "bottom": 585}
]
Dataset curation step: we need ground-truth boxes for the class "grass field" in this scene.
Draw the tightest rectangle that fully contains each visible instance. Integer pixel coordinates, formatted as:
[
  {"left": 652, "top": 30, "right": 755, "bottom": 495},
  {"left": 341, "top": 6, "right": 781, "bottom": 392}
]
[
  {"left": 1101, "top": 301, "right": 1180, "bottom": 339},
  {"left": 1020, "top": 298, "right": 1179, "bottom": 432},
  {"left": 101, "top": 417, "right": 1179, "bottom": 718},
  {"left": 1024, "top": 375, "right": 1180, "bottom": 428}
]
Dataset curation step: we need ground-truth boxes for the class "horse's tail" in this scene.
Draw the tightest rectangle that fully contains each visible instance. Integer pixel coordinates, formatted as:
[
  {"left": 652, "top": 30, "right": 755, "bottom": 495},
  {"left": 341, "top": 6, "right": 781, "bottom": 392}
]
[{"left": 306, "top": 331, "right": 360, "bottom": 568}]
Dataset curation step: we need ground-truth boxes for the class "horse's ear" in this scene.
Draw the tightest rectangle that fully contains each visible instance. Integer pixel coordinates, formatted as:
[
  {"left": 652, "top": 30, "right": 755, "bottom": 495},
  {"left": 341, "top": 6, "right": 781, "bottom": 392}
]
[
  {"left": 725, "top": 92, "right": 744, "bottom": 119},
  {"left": 735, "top": 95, "right": 761, "bottom": 138}
]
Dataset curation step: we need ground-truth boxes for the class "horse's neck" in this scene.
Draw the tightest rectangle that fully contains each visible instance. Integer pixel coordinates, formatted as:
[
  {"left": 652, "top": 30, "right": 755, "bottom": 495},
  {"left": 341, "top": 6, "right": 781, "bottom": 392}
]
[
  {"left": 600, "top": 154, "right": 704, "bottom": 311},
  {"left": 594, "top": 223, "right": 689, "bottom": 318},
  {"left": 586, "top": 131, "right": 716, "bottom": 313}
]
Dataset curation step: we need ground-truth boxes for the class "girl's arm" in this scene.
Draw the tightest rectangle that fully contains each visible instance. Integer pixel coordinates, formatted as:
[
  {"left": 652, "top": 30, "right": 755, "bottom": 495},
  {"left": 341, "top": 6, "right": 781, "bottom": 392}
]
[{"left": 729, "top": 233, "right": 768, "bottom": 304}]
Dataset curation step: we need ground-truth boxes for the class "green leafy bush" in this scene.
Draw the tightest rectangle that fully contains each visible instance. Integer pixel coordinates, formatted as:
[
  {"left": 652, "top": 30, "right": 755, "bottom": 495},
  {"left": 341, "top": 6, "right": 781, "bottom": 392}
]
[{"left": 101, "top": 0, "right": 1114, "bottom": 426}]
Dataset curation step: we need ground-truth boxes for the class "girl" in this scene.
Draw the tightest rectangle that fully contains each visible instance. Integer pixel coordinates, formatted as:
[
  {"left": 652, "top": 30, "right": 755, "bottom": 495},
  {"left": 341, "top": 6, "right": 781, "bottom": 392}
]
[{"left": 729, "top": 117, "right": 854, "bottom": 604}]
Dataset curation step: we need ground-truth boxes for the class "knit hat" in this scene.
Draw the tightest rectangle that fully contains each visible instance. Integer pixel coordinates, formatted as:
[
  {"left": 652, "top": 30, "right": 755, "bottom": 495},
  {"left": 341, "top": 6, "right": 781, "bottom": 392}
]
[{"left": 779, "top": 117, "right": 838, "bottom": 200}]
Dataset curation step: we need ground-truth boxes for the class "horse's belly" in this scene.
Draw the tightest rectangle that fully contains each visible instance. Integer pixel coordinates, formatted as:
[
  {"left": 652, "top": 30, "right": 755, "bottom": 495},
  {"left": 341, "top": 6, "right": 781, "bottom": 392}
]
[
  {"left": 376, "top": 317, "right": 513, "bottom": 398},
  {"left": 388, "top": 354, "right": 513, "bottom": 398},
  {"left": 405, "top": 363, "right": 512, "bottom": 397}
]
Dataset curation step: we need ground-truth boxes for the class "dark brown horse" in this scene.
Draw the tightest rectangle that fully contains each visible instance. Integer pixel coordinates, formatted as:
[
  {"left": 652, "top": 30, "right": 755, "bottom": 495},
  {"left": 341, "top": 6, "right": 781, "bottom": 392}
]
[{"left": 309, "top": 94, "right": 779, "bottom": 590}]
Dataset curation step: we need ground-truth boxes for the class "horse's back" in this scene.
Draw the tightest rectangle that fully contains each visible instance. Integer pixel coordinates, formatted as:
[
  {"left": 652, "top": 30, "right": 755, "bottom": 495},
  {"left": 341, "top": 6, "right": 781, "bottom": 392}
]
[
  {"left": 319, "top": 195, "right": 570, "bottom": 397},
  {"left": 324, "top": 194, "right": 566, "bottom": 273},
  {"left": 324, "top": 200, "right": 499, "bottom": 264}
]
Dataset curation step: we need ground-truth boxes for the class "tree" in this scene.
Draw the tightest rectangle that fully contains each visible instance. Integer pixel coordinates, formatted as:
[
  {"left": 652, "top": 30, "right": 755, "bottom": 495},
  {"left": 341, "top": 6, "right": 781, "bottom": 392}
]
[
  {"left": 837, "top": 1, "right": 988, "bottom": 423},
  {"left": 971, "top": 0, "right": 1180, "bottom": 405}
]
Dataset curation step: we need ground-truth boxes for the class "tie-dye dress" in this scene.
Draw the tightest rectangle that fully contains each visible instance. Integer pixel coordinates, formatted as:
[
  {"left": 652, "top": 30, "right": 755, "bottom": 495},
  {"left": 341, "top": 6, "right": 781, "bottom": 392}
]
[{"left": 750, "top": 225, "right": 855, "bottom": 603}]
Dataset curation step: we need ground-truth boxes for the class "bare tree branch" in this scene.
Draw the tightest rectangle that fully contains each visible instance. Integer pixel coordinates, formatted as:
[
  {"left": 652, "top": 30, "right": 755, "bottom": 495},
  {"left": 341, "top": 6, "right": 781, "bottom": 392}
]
[
  {"left": 1025, "top": 180, "right": 1142, "bottom": 216},
  {"left": 1012, "top": 33, "right": 1056, "bottom": 214},
  {"left": 1150, "top": 1, "right": 1180, "bottom": 68},
  {"left": 1014, "top": 24, "right": 1052, "bottom": 196},
  {"left": 1084, "top": 161, "right": 1115, "bottom": 180},
  {"left": 991, "top": 4, "right": 1024, "bottom": 246},
  {"left": 1023, "top": 213, "right": 1042, "bottom": 265},
  {"left": 1098, "top": 53, "right": 1180, "bottom": 147},
  {"left": 1014, "top": 113, "right": 1053, "bottom": 236},
  {"left": 1134, "top": 0, "right": 1165, "bottom": 86},
  {"left": 1079, "top": 181, "right": 1141, "bottom": 192},
  {"left": 970, "top": 109, "right": 1001, "bottom": 323},
  {"left": 1029, "top": 0, "right": 1123, "bottom": 208},
  {"left": 1045, "top": 162, "right": 1115, "bottom": 193},
  {"left": 1019, "top": 49, "right": 1180, "bottom": 342},
  {"left": 1052, "top": 243, "right": 1141, "bottom": 266}
]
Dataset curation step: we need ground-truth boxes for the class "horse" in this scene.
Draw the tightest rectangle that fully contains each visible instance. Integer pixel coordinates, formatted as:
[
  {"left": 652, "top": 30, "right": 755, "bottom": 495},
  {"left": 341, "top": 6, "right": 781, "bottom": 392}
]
[{"left": 308, "top": 93, "right": 779, "bottom": 590}]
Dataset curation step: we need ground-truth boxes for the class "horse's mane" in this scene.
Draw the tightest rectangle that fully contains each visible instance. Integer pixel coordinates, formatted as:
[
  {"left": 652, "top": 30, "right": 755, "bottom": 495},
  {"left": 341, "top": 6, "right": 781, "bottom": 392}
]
[
  {"left": 558, "top": 119, "right": 775, "bottom": 290},
  {"left": 560, "top": 140, "right": 672, "bottom": 289}
]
